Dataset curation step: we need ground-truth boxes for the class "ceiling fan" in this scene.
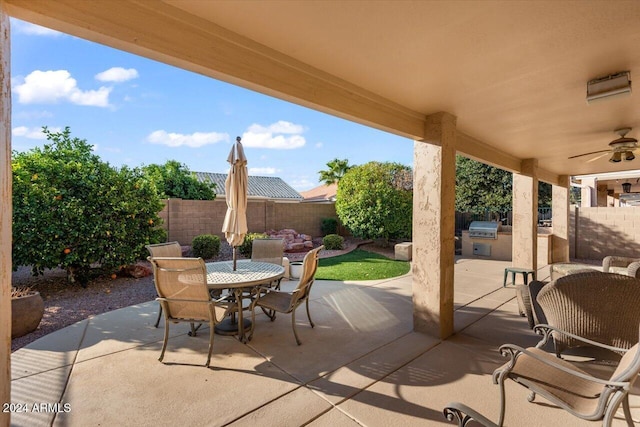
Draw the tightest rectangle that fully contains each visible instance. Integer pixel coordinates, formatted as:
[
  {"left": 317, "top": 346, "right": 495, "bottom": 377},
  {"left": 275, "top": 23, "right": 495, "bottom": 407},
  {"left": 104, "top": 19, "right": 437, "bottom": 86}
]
[{"left": 568, "top": 128, "right": 638, "bottom": 163}]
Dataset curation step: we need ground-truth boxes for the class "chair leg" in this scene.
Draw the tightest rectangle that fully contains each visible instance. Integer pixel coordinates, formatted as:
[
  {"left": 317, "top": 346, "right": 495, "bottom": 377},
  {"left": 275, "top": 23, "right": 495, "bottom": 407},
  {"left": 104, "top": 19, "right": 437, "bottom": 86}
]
[
  {"left": 154, "top": 304, "right": 163, "bottom": 328},
  {"left": 261, "top": 306, "right": 277, "bottom": 320},
  {"left": 247, "top": 302, "right": 256, "bottom": 342},
  {"left": 159, "top": 317, "right": 170, "bottom": 363},
  {"left": 497, "top": 376, "right": 507, "bottom": 427},
  {"left": 623, "top": 394, "right": 634, "bottom": 427},
  {"left": 206, "top": 320, "right": 215, "bottom": 368},
  {"left": 305, "top": 298, "right": 315, "bottom": 328},
  {"left": 292, "top": 309, "right": 301, "bottom": 345}
]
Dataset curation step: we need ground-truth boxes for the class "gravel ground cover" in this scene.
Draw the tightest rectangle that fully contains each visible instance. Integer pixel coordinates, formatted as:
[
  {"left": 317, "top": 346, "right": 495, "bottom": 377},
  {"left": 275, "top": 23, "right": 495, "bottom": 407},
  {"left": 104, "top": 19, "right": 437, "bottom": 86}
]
[{"left": 11, "top": 239, "right": 396, "bottom": 352}]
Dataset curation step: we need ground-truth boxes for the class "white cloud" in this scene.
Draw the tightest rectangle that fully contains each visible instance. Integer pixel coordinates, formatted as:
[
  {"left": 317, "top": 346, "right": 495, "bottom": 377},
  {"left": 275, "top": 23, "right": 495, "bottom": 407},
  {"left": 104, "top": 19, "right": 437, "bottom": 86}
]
[
  {"left": 95, "top": 67, "right": 139, "bottom": 83},
  {"left": 315, "top": 142, "right": 323, "bottom": 148},
  {"left": 242, "top": 121, "right": 306, "bottom": 149},
  {"left": 14, "top": 110, "right": 54, "bottom": 120},
  {"left": 147, "top": 130, "right": 229, "bottom": 148},
  {"left": 12, "top": 126, "right": 45, "bottom": 139},
  {"left": 249, "top": 167, "right": 280, "bottom": 175},
  {"left": 290, "top": 178, "right": 316, "bottom": 191},
  {"left": 12, "top": 126, "right": 61, "bottom": 139},
  {"left": 13, "top": 20, "right": 62, "bottom": 37},
  {"left": 13, "top": 70, "right": 111, "bottom": 107}
]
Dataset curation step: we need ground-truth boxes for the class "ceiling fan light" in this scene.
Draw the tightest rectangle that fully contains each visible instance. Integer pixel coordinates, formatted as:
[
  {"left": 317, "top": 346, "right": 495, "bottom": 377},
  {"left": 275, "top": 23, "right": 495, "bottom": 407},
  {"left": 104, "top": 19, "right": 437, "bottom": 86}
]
[
  {"left": 610, "top": 152, "right": 622, "bottom": 163},
  {"left": 624, "top": 151, "right": 636, "bottom": 161}
]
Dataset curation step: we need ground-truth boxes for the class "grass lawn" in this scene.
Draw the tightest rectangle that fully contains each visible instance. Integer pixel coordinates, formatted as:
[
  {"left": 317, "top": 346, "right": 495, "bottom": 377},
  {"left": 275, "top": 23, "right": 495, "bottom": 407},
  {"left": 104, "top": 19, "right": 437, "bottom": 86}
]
[{"left": 315, "top": 249, "right": 410, "bottom": 281}]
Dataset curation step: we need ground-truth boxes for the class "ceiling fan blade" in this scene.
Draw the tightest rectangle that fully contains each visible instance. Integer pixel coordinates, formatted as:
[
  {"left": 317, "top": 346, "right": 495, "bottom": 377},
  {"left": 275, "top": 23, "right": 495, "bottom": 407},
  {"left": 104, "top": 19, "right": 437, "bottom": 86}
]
[
  {"left": 587, "top": 152, "right": 610, "bottom": 163},
  {"left": 568, "top": 149, "right": 611, "bottom": 159}
]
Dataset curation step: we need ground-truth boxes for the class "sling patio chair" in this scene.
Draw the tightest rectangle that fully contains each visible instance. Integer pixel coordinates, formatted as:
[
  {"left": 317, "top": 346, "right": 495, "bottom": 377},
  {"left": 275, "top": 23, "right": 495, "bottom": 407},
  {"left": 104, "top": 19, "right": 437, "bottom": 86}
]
[
  {"left": 146, "top": 241, "right": 183, "bottom": 327},
  {"left": 249, "top": 245, "right": 324, "bottom": 345},
  {"left": 443, "top": 324, "right": 640, "bottom": 427},
  {"left": 251, "top": 238, "right": 285, "bottom": 288},
  {"left": 148, "top": 257, "right": 231, "bottom": 367},
  {"left": 251, "top": 238, "right": 286, "bottom": 318}
]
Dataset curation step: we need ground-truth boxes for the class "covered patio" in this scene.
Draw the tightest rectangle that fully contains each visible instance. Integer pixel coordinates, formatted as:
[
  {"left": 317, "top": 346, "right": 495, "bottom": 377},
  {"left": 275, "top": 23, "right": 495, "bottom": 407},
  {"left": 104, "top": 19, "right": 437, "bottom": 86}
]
[
  {"left": 11, "top": 258, "right": 638, "bottom": 426},
  {"left": 3, "top": 2, "right": 640, "bottom": 425}
]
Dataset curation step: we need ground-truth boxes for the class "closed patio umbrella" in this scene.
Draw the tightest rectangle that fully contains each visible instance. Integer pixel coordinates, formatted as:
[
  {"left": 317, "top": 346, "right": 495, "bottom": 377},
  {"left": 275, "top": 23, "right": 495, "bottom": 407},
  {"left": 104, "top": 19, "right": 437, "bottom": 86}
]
[{"left": 222, "top": 136, "right": 248, "bottom": 271}]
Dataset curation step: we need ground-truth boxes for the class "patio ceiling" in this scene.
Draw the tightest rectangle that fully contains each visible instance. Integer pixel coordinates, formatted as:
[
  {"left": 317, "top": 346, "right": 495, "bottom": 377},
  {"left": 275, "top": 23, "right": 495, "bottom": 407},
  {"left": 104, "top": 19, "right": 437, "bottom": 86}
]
[{"left": 6, "top": 1, "right": 640, "bottom": 181}]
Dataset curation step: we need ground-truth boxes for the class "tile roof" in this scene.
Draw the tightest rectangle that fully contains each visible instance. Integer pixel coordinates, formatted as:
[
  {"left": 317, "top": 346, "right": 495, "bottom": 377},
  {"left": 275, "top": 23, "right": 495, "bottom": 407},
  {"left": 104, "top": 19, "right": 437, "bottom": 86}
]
[
  {"left": 300, "top": 183, "right": 337, "bottom": 202},
  {"left": 194, "top": 172, "right": 303, "bottom": 201}
]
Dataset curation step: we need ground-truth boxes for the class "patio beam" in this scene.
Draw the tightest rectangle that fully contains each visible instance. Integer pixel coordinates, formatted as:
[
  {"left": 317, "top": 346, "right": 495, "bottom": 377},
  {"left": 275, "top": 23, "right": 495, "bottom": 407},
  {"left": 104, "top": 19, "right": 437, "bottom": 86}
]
[
  {"left": 0, "top": 2, "right": 10, "bottom": 424},
  {"left": 456, "top": 131, "right": 521, "bottom": 173},
  {"left": 512, "top": 159, "right": 539, "bottom": 272},
  {"left": 4, "top": 0, "right": 426, "bottom": 140},
  {"left": 412, "top": 112, "right": 456, "bottom": 339}
]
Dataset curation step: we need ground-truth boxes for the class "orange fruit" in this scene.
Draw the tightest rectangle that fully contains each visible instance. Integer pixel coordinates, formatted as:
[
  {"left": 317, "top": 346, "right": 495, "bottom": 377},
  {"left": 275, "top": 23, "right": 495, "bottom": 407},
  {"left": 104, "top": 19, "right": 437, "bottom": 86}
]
[
  {"left": 148, "top": 219, "right": 154, "bottom": 225},
  {"left": 63, "top": 248, "right": 71, "bottom": 254},
  {"left": 110, "top": 273, "right": 117, "bottom": 279}
]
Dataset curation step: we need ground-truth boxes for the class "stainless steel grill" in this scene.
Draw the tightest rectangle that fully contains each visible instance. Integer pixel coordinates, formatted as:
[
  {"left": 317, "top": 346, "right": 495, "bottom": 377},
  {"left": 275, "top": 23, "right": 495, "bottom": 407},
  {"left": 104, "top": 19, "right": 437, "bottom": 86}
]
[{"left": 468, "top": 221, "right": 500, "bottom": 239}]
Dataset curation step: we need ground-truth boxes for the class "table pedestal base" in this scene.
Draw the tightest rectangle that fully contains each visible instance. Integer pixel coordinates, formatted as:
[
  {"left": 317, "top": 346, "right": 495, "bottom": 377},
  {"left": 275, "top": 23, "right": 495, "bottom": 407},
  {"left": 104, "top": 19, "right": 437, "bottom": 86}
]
[{"left": 214, "top": 318, "right": 252, "bottom": 336}]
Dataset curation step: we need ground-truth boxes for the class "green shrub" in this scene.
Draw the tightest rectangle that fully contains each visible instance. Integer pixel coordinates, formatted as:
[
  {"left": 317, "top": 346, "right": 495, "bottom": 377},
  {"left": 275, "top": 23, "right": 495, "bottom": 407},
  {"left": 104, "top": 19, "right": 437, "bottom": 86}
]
[
  {"left": 336, "top": 161, "right": 412, "bottom": 241},
  {"left": 322, "top": 234, "right": 344, "bottom": 250},
  {"left": 238, "top": 232, "right": 268, "bottom": 257},
  {"left": 321, "top": 217, "right": 338, "bottom": 235},
  {"left": 192, "top": 234, "right": 220, "bottom": 259}
]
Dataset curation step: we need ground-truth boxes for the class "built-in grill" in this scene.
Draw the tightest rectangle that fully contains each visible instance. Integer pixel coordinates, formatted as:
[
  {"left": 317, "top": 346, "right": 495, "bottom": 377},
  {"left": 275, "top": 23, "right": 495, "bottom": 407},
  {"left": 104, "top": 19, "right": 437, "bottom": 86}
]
[{"left": 468, "top": 221, "right": 500, "bottom": 239}]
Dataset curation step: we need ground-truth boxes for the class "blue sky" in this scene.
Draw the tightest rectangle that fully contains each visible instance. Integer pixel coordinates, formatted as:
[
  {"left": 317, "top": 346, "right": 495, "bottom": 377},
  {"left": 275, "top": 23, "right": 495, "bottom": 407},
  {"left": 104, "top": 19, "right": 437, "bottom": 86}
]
[{"left": 10, "top": 19, "right": 414, "bottom": 192}]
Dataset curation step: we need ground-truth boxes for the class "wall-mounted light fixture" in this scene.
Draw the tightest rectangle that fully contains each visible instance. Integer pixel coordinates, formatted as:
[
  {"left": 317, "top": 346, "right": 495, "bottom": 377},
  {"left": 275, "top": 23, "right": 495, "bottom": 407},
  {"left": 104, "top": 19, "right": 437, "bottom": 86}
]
[
  {"left": 587, "top": 71, "right": 632, "bottom": 103},
  {"left": 622, "top": 182, "right": 632, "bottom": 193}
]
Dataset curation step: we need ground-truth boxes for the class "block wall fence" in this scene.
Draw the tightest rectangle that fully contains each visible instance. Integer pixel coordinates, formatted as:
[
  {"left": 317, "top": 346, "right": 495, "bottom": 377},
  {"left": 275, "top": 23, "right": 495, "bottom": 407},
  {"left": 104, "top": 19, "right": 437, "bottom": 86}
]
[
  {"left": 158, "top": 200, "right": 640, "bottom": 261},
  {"left": 158, "top": 198, "right": 339, "bottom": 245},
  {"left": 570, "top": 206, "right": 640, "bottom": 260}
]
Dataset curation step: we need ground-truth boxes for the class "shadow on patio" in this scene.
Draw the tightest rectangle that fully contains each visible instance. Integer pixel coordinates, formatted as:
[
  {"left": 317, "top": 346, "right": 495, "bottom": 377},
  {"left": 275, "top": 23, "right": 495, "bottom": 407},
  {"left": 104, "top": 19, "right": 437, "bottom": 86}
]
[{"left": 10, "top": 258, "right": 639, "bottom": 426}]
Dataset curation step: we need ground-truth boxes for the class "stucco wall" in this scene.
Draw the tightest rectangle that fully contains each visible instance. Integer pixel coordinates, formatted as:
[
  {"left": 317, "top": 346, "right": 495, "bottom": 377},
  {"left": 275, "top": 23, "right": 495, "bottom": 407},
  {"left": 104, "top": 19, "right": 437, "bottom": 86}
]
[
  {"left": 160, "top": 199, "right": 338, "bottom": 245},
  {"left": 572, "top": 206, "right": 640, "bottom": 260}
]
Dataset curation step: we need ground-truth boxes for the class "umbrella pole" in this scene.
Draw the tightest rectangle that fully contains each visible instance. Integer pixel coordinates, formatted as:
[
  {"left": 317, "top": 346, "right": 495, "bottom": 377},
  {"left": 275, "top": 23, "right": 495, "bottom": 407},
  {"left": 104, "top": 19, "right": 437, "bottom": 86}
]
[{"left": 233, "top": 246, "right": 237, "bottom": 271}]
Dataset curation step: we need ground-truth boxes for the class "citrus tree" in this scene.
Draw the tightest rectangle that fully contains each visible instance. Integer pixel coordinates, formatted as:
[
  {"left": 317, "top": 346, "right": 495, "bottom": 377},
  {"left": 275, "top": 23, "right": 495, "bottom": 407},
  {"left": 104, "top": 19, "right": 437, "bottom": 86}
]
[
  {"left": 336, "top": 161, "right": 412, "bottom": 242},
  {"left": 12, "top": 127, "right": 166, "bottom": 286}
]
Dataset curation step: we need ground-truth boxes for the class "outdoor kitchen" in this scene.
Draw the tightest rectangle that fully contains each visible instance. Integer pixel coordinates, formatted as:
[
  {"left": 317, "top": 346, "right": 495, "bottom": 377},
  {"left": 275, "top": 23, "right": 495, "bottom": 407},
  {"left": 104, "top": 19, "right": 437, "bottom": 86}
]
[{"left": 461, "top": 221, "right": 553, "bottom": 264}]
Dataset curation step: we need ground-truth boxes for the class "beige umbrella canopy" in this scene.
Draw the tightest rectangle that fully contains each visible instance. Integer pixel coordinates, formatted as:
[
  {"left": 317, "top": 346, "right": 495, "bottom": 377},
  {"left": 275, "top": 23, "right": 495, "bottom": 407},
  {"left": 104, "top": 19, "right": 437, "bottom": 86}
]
[{"left": 222, "top": 136, "right": 248, "bottom": 270}]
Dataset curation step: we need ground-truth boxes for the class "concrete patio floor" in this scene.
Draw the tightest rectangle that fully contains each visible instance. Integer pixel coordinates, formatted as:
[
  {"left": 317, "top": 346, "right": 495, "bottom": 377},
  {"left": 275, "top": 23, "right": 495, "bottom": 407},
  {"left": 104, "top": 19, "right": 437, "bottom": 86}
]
[{"left": 10, "top": 257, "right": 640, "bottom": 426}]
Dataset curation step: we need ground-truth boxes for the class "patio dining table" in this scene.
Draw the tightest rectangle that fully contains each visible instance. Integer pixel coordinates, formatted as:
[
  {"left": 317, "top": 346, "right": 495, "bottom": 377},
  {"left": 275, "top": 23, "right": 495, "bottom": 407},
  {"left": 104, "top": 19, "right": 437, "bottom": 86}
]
[{"left": 206, "top": 260, "right": 285, "bottom": 343}]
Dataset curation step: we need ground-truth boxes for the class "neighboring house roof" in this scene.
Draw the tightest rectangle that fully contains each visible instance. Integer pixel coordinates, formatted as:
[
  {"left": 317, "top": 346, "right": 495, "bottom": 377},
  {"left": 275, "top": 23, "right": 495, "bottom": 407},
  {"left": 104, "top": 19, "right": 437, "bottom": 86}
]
[
  {"left": 300, "top": 183, "right": 337, "bottom": 202},
  {"left": 194, "top": 172, "right": 303, "bottom": 201}
]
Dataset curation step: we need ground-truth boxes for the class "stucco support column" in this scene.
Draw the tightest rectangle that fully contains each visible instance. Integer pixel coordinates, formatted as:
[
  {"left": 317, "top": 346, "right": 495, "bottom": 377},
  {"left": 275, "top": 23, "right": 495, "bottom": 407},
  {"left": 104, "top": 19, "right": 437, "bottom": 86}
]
[
  {"left": 412, "top": 112, "right": 456, "bottom": 339},
  {"left": 581, "top": 177, "right": 596, "bottom": 207},
  {"left": 0, "top": 3, "right": 11, "bottom": 425},
  {"left": 551, "top": 175, "right": 570, "bottom": 263},
  {"left": 596, "top": 183, "right": 608, "bottom": 207},
  {"left": 512, "top": 159, "right": 538, "bottom": 271}
]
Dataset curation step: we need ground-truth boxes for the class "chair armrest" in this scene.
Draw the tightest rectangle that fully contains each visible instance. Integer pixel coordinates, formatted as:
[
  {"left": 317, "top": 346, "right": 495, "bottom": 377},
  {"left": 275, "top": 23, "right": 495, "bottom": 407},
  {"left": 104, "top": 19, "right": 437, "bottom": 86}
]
[
  {"left": 533, "top": 324, "right": 631, "bottom": 354},
  {"left": 496, "top": 343, "right": 630, "bottom": 389},
  {"left": 628, "top": 261, "right": 640, "bottom": 278},
  {"left": 603, "top": 255, "right": 638, "bottom": 272},
  {"left": 443, "top": 402, "right": 497, "bottom": 427}
]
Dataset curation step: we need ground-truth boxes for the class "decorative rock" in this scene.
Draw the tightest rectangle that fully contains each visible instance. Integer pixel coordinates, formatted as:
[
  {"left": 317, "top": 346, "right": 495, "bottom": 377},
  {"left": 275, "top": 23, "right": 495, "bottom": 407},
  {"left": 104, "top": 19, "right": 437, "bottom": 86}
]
[{"left": 265, "top": 228, "right": 315, "bottom": 253}]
